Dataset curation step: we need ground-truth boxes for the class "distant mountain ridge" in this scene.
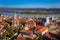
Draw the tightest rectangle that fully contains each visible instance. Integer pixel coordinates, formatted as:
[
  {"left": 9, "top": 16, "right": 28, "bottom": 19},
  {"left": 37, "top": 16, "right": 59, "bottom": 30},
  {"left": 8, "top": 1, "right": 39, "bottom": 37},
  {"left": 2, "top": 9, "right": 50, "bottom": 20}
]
[{"left": 0, "top": 8, "right": 60, "bottom": 10}]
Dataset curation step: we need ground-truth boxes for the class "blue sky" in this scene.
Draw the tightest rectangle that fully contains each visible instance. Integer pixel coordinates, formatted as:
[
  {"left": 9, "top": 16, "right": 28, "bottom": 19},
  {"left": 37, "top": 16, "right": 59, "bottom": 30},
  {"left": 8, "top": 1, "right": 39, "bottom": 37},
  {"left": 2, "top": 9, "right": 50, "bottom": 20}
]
[{"left": 0, "top": 0, "right": 60, "bottom": 8}]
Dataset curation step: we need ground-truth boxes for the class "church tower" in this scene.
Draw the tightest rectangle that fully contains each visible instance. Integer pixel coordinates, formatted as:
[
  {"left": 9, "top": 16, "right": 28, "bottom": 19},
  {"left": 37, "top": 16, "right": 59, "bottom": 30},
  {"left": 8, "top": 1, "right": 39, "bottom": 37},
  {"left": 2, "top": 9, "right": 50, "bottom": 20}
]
[{"left": 13, "top": 12, "right": 19, "bottom": 26}]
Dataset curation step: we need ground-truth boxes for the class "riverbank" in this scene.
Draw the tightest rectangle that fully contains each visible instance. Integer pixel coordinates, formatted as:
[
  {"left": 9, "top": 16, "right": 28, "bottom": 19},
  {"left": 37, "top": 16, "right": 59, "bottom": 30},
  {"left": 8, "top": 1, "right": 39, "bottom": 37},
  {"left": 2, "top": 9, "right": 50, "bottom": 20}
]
[
  {"left": 0, "top": 12, "right": 60, "bottom": 18},
  {"left": 0, "top": 8, "right": 60, "bottom": 14}
]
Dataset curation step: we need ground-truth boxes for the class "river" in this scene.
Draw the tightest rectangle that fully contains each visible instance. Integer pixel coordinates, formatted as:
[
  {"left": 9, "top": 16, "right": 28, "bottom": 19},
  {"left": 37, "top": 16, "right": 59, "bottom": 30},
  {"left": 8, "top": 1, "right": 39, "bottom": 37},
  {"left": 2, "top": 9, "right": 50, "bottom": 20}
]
[{"left": 0, "top": 12, "right": 60, "bottom": 18}]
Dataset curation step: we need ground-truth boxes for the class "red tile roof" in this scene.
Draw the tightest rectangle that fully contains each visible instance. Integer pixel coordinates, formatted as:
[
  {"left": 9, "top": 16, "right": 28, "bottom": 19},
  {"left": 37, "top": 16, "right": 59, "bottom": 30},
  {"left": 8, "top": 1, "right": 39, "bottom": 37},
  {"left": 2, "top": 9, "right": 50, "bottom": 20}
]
[
  {"left": 0, "top": 28, "right": 5, "bottom": 33},
  {"left": 45, "top": 32, "right": 51, "bottom": 38},
  {"left": 0, "top": 21, "right": 8, "bottom": 25},
  {"left": 35, "top": 26, "right": 43, "bottom": 30},
  {"left": 26, "top": 19, "right": 36, "bottom": 24},
  {"left": 39, "top": 27, "right": 48, "bottom": 33},
  {"left": 26, "top": 30, "right": 33, "bottom": 34}
]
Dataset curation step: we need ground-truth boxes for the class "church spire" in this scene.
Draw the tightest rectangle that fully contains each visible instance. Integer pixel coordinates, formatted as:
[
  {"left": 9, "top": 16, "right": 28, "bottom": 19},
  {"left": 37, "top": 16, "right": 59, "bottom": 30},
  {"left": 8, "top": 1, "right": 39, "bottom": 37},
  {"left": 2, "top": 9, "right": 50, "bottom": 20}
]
[{"left": 14, "top": 12, "right": 17, "bottom": 17}]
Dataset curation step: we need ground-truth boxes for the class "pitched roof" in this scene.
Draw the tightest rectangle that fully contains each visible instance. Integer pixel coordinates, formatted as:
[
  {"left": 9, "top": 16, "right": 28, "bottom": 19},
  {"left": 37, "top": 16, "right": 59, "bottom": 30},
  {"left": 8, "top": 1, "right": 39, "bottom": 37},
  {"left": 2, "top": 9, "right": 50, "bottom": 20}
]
[
  {"left": 38, "top": 27, "right": 48, "bottom": 35},
  {"left": 0, "top": 21, "right": 8, "bottom": 25},
  {"left": 26, "top": 19, "right": 36, "bottom": 24}
]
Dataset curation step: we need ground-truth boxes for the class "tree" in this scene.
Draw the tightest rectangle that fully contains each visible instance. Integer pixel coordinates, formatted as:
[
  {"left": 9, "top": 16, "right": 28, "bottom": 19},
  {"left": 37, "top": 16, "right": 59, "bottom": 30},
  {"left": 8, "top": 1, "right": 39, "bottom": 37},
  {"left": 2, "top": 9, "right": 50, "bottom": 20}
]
[{"left": 2, "top": 24, "right": 14, "bottom": 39}]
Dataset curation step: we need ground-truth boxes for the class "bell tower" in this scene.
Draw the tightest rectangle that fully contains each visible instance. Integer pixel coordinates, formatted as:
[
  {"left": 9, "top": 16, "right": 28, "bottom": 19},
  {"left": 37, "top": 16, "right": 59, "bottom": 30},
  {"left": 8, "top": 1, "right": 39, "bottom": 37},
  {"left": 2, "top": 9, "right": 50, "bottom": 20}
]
[{"left": 13, "top": 12, "right": 19, "bottom": 26}]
